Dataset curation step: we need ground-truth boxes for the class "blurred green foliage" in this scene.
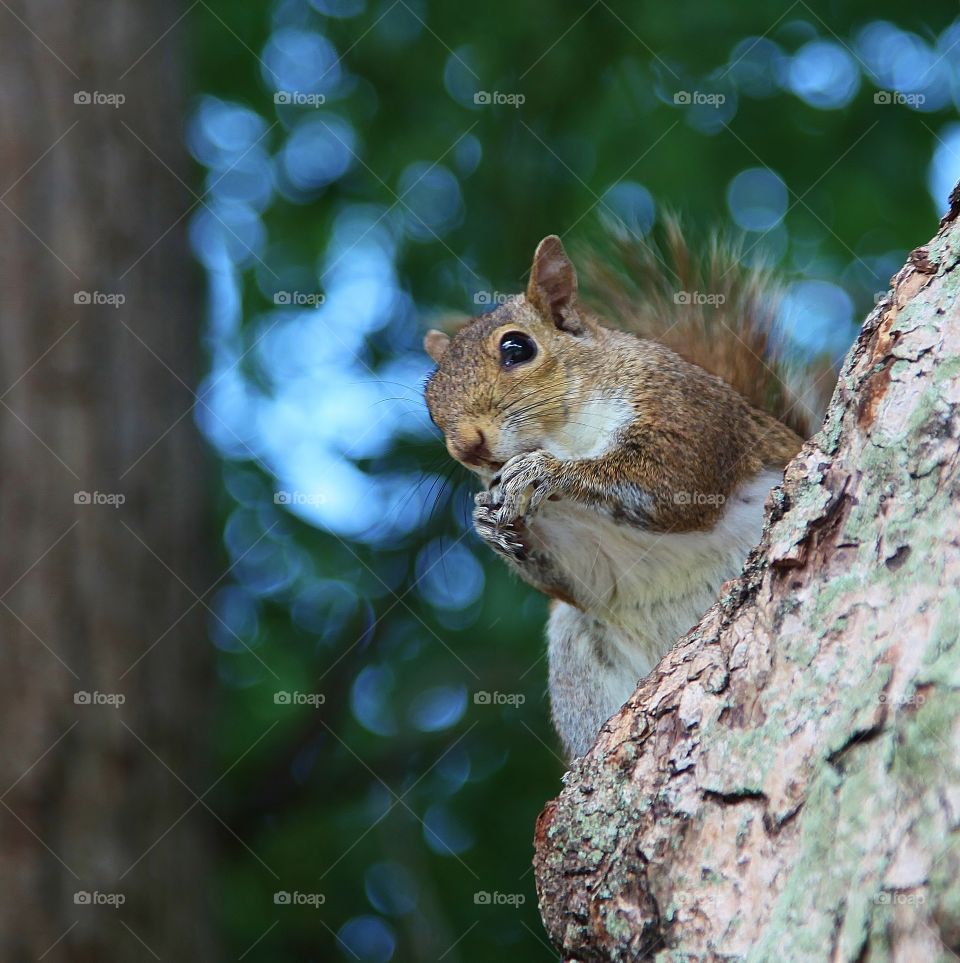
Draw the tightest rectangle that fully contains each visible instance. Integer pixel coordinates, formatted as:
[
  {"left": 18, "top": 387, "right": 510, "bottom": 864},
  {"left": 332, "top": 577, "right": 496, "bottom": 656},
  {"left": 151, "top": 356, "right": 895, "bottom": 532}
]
[{"left": 187, "top": 0, "right": 959, "bottom": 959}]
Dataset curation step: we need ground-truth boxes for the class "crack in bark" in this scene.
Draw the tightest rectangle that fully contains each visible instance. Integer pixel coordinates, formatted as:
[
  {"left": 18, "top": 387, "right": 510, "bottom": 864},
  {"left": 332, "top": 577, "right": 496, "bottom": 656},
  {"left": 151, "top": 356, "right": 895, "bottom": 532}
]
[{"left": 826, "top": 722, "right": 886, "bottom": 773}]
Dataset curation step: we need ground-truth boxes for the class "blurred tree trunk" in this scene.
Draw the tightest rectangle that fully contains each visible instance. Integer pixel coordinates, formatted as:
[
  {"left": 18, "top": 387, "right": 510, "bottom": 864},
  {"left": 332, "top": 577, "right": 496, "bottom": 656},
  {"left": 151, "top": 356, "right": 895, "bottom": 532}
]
[
  {"left": 0, "top": 2, "right": 215, "bottom": 959},
  {"left": 534, "top": 191, "right": 960, "bottom": 962}
]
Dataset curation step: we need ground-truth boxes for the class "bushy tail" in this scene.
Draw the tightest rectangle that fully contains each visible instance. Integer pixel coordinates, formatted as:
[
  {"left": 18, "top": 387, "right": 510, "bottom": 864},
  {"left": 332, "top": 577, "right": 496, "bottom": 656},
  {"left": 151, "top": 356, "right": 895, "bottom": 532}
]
[{"left": 577, "top": 217, "right": 835, "bottom": 439}]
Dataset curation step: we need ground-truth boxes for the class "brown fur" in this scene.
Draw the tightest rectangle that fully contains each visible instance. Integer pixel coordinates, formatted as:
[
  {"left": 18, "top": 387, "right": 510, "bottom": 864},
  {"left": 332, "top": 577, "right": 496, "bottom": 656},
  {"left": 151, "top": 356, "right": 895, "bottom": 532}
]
[
  {"left": 424, "top": 233, "right": 829, "bottom": 757},
  {"left": 424, "top": 235, "right": 809, "bottom": 534},
  {"left": 543, "top": 327, "right": 801, "bottom": 531},
  {"left": 579, "top": 217, "right": 833, "bottom": 439}
]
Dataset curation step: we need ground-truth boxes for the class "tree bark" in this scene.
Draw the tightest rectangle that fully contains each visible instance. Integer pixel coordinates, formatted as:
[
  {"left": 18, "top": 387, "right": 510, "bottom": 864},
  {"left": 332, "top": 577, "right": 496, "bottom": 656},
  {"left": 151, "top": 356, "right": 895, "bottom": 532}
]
[
  {"left": 0, "top": 2, "right": 214, "bottom": 959},
  {"left": 534, "top": 188, "right": 960, "bottom": 962}
]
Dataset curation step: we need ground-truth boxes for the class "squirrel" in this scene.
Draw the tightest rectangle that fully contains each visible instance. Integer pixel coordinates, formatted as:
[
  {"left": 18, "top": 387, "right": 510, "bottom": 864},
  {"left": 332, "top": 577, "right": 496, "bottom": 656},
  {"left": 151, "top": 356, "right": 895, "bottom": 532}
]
[{"left": 423, "top": 223, "right": 830, "bottom": 759}]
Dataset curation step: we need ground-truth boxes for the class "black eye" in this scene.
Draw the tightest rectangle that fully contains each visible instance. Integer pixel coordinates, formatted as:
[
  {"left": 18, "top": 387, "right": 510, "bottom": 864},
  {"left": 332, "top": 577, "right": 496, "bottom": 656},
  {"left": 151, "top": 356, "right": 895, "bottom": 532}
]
[{"left": 499, "top": 332, "right": 537, "bottom": 367}]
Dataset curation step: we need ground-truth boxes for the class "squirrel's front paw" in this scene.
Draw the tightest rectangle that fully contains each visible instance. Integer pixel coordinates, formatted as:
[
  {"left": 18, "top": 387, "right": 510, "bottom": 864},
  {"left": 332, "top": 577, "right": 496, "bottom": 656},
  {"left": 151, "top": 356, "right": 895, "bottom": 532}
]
[
  {"left": 473, "top": 501, "right": 529, "bottom": 562},
  {"left": 490, "top": 450, "right": 562, "bottom": 524}
]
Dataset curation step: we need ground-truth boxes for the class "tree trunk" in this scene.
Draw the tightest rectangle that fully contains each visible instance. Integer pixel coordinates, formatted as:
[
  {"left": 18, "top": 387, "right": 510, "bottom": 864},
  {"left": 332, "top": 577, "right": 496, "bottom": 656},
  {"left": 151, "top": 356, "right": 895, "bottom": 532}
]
[
  {"left": 0, "top": 2, "right": 214, "bottom": 959},
  {"left": 533, "top": 189, "right": 960, "bottom": 962}
]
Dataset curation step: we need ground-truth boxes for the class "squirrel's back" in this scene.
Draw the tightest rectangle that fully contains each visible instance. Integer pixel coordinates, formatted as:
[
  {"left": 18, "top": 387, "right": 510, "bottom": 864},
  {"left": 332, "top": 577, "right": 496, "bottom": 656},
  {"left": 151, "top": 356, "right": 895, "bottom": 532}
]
[{"left": 578, "top": 218, "right": 834, "bottom": 439}]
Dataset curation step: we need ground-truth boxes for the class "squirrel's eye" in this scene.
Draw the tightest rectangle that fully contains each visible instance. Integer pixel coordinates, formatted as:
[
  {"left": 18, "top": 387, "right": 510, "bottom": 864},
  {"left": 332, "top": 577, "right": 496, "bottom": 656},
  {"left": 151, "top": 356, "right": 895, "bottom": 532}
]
[{"left": 499, "top": 332, "right": 537, "bottom": 367}]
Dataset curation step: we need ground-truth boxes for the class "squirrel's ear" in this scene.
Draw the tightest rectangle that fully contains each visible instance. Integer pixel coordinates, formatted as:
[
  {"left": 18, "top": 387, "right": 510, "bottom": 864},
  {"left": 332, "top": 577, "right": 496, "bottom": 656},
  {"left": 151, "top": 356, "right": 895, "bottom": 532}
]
[
  {"left": 527, "top": 235, "right": 581, "bottom": 332},
  {"left": 424, "top": 329, "right": 451, "bottom": 363}
]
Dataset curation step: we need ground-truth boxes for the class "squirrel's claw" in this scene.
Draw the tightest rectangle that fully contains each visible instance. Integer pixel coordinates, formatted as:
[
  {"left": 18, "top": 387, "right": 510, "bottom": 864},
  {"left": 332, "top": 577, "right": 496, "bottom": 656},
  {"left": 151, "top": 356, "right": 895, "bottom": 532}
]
[
  {"left": 489, "top": 450, "right": 561, "bottom": 524},
  {"left": 472, "top": 504, "right": 528, "bottom": 562}
]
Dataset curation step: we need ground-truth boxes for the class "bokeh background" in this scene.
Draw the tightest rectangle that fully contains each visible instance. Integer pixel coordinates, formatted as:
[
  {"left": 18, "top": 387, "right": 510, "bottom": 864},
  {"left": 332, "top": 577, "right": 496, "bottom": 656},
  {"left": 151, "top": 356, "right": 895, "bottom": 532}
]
[
  {"left": 183, "top": 1, "right": 960, "bottom": 959},
  {"left": 3, "top": 0, "right": 959, "bottom": 960}
]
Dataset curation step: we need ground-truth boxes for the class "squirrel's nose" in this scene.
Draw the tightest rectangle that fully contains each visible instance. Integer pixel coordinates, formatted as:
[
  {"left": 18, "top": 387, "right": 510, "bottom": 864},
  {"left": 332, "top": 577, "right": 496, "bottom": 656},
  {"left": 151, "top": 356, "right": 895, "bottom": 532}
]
[{"left": 449, "top": 427, "right": 492, "bottom": 467}]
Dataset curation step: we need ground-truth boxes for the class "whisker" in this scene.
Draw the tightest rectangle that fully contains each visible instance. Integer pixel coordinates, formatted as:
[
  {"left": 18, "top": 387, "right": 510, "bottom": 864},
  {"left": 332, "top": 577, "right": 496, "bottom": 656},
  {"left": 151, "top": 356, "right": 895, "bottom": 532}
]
[
  {"left": 495, "top": 365, "right": 553, "bottom": 410},
  {"left": 502, "top": 392, "right": 570, "bottom": 422},
  {"left": 498, "top": 382, "right": 569, "bottom": 418},
  {"left": 509, "top": 417, "right": 608, "bottom": 434},
  {"left": 371, "top": 396, "right": 426, "bottom": 409},
  {"left": 353, "top": 378, "right": 423, "bottom": 398}
]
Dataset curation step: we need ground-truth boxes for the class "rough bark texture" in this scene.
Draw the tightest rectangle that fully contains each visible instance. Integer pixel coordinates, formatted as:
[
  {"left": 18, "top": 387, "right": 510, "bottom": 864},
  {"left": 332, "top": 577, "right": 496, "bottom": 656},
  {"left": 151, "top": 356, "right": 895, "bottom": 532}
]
[
  {"left": 534, "top": 190, "right": 960, "bottom": 962},
  {"left": 0, "top": 2, "right": 214, "bottom": 959}
]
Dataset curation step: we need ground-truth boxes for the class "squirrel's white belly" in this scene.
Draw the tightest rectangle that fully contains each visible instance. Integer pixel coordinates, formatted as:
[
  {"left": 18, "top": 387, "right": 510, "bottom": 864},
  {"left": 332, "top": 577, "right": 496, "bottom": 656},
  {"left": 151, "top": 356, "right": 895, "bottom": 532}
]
[
  {"left": 531, "top": 469, "right": 778, "bottom": 631},
  {"left": 531, "top": 470, "right": 779, "bottom": 755}
]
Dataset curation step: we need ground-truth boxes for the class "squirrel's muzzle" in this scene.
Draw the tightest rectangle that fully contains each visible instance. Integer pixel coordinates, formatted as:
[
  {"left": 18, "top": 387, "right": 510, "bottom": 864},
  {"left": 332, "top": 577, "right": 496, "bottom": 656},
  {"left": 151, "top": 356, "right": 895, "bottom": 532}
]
[{"left": 448, "top": 426, "right": 495, "bottom": 468}]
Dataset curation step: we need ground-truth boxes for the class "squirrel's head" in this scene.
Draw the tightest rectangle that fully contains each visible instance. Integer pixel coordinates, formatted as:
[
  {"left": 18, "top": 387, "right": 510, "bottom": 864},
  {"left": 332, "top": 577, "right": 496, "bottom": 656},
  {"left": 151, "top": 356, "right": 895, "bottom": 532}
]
[{"left": 424, "top": 235, "right": 597, "bottom": 479}]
